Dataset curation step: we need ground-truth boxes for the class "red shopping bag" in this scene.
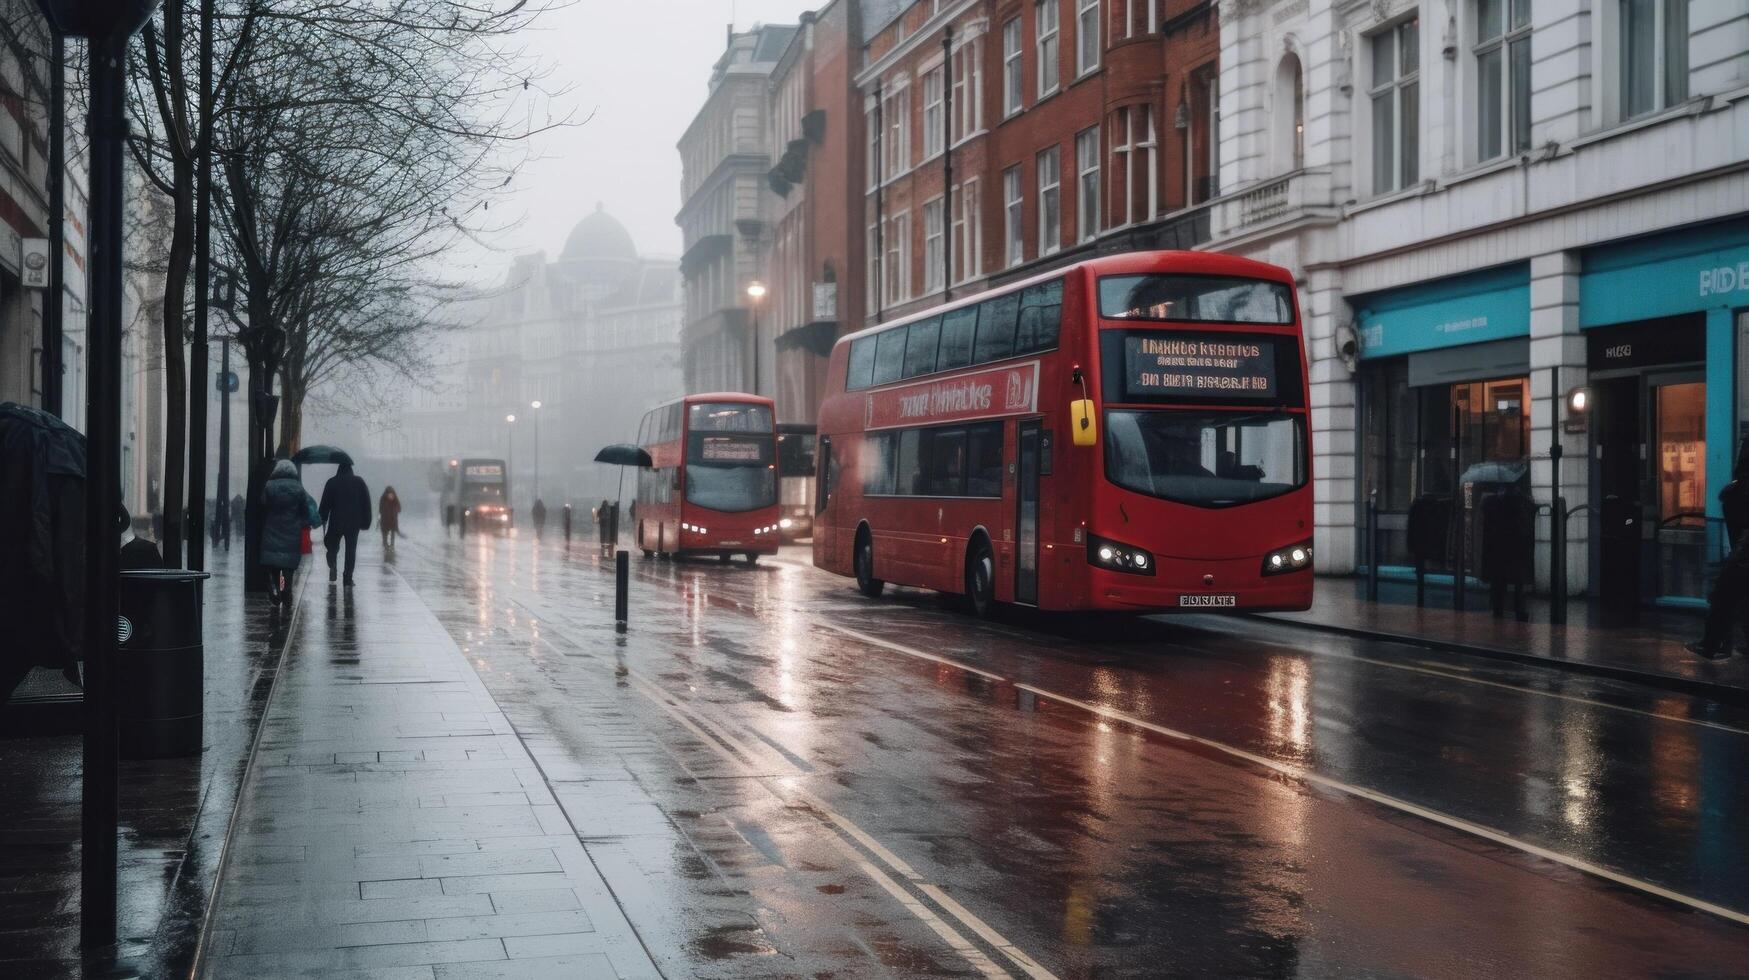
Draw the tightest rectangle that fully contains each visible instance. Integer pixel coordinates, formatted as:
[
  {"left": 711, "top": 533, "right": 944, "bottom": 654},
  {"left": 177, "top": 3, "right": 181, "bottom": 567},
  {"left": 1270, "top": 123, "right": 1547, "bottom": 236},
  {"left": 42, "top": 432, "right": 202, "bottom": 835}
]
[{"left": 300, "top": 526, "right": 313, "bottom": 555}]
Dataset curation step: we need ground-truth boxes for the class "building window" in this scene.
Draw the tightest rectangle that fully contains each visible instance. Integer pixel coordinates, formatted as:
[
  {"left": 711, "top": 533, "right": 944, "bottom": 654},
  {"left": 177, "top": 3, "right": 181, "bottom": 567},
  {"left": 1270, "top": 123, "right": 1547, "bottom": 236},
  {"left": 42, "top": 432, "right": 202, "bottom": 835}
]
[
  {"left": 1076, "top": 126, "right": 1100, "bottom": 242},
  {"left": 1037, "top": 0, "right": 1060, "bottom": 97},
  {"left": 1113, "top": 0, "right": 1128, "bottom": 40},
  {"left": 1037, "top": 146, "right": 1061, "bottom": 255},
  {"left": 1004, "top": 165, "right": 1025, "bottom": 267},
  {"left": 1475, "top": 0, "right": 1531, "bottom": 161},
  {"left": 1077, "top": 0, "right": 1101, "bottom": 77},
  {"left": 923, "top": 68, "right": 945, "bottom": 159},
  {"left": 1003, "top": 18, "right": 1024, "bottom": 116},
  {"left": 1369, "top": 17, "right": 1420, "bottom": 195},
  {"left": 866, "top": 222, "right": 880, "bottom": 310},
  {"left": 1138, "top": 107, "right": 1157, "bottom": 219},
  {"left": 866, "top": 105, "right": 881, "bottom": 188},
  {"left": 923, "top": 198, "right": 945, "bottom": 293},
  {"left": 953, "top": 38, "right": 982, "bottom": 142},
  {"left": 886, "top": 212, "right": 911, "bottom": 306},
  {"left": 955, "top": 179, "right": 981, "bottom": 283},
  {"left": 1274, "top": 53, "right": 1305, "bottom": 172},
  {"left": 884, "top": 86, "right": 910, "bottom": 176},
  {"left": 1619, "top": 0, "right": 1688, "bottom": 120},
  {"left": 1111, "top": 108, "right": 1131, "bottom": 226}
]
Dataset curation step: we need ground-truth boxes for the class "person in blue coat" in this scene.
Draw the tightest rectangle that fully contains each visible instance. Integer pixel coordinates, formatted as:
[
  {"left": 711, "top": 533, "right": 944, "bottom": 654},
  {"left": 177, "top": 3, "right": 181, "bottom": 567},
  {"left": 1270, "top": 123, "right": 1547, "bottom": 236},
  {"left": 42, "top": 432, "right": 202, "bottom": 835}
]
[{"left": 260, "top": 459, "right": 319, "bottom": 606}]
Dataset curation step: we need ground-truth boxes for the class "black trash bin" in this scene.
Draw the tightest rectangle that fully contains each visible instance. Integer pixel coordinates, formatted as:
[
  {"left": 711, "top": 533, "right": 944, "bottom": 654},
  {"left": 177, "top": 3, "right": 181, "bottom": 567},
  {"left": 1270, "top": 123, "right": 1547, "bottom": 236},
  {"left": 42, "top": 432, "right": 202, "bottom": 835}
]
[{"left": 117, "top": 569, "right": 210, "bottom": 759}]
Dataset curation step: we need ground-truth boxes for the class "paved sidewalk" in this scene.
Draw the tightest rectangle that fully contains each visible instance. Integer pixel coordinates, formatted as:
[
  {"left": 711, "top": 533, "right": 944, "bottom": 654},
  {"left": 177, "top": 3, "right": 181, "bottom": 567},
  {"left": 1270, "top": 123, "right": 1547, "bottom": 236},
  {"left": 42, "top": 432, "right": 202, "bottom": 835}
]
[
  {"left": 0, "top": 546, "right": 290, "bottom": 979},
  {"left": 1262, "top": 577, "right": 1749, "bottom": 700},
  {"left": 199, "top": 556, "right": 659, "bottom": 979}
]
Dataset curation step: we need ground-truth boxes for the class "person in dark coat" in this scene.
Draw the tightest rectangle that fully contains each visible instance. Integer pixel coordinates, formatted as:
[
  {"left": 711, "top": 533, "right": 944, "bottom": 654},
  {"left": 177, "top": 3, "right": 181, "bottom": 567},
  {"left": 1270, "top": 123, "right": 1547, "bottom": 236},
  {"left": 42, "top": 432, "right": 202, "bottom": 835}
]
[
  {"left": 379, "top": 486, "right": 402, "bottom": 548},
  {"left": 1690, "top": 443, "right": 1749, "bottom": 660},
  {"left": 319, "top": 461, "right": 372, "bottom": 586},
  {"left": 260, "top": 459, "right": 319, "bottom": 605},
  {"left": 532, "top": 498, "right": 547, "bottom": 537},
  {"left": 231, "top": 493, "right": 246, "bottom": 542}
]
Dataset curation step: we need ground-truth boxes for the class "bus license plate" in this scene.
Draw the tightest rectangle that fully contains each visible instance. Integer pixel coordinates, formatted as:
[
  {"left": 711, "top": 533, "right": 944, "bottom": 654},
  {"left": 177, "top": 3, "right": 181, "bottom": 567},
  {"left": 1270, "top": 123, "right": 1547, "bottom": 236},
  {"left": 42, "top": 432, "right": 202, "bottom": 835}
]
[
  {"left": 1179, "top": 594, "right": 1236, "bottom": 608},
  {"left": 718, "top": 540, "right": 742, "bottom": 546}
]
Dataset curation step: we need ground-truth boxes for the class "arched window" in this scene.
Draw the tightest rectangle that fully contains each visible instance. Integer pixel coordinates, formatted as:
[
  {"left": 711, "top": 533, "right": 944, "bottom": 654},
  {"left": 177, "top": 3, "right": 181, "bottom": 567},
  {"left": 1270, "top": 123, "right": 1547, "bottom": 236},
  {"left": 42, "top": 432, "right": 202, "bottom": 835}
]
[{"left": 1274, "top": 52, "right": 1305, "bottom": 173}]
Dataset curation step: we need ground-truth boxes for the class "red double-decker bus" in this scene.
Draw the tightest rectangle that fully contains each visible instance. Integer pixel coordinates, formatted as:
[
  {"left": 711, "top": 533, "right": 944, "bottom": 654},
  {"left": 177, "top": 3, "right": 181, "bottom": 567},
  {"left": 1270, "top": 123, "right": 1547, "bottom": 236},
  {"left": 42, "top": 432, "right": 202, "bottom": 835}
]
[
  {"left": 812, "top": 251, "right": 1313, "bottom": 615},
  {"left": 635, "top": 393, "right": 782, "bottom": 564}
]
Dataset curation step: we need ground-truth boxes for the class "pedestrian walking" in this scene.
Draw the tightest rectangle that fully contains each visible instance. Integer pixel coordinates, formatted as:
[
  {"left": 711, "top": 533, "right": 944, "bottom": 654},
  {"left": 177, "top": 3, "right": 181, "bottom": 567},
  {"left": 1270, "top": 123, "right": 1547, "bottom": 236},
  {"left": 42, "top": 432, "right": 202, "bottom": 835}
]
[
  {"left": 443, "top": 502, "right": 455, "bottom": 538},
  {"left": 231, "top": 493, "right": 246, "bottom": 543},
  {"left": 379, "top": 486, "right": 402, "bottom": 548},
  {"left": 319, "top": 461, "right": 372, "bottom": 587},
  {"left": 260, "top": 459, "right": 319, "bottom": 606},
  {"left": 532, "top": 498, "right": 547, "bottom": 537},
  {"left": 1689, "top": 443, "right": 1749, "bottom": 660}
]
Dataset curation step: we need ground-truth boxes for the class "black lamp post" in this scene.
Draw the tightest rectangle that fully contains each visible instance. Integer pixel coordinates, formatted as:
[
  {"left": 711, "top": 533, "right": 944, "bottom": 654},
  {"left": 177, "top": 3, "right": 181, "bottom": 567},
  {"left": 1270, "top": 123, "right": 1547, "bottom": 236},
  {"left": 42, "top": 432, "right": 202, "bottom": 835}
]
[{"left": 31, "top": 0, "right": 161, "bottom": 950}]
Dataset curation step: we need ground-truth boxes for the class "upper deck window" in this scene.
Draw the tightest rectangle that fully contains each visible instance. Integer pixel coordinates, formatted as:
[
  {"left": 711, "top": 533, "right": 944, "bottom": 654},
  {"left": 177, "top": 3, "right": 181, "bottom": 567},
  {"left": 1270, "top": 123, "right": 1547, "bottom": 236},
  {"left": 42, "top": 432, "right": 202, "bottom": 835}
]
[
  {"left": 687, "top": 402, "right": 774, "bottom": 433},
  {"left": 1098, "top": 274, "right": 1294, "bottom": 325}
]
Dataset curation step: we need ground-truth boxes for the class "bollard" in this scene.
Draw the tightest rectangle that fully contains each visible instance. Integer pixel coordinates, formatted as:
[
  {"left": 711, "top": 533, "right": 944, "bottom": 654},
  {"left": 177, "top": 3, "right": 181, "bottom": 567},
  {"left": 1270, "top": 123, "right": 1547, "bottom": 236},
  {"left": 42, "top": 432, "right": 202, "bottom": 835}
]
[
  {"left": 1550, "top": 495, "right": 1567, "bottom": 625},
  {"left": 614, "top": 549, "right": 629, "bottom": 632},
  {"left": 1366, "top": 490, "right": 1380, "bottom": 602},
  {"left": 1453, "top": 492, "right": 1468, "bottom": 612}
]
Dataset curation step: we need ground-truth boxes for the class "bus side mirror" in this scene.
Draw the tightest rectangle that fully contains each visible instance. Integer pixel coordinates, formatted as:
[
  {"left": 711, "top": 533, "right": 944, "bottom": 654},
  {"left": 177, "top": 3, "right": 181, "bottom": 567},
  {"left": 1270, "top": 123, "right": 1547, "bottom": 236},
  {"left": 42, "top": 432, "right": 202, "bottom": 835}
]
[{"left": 1070, "top": 399, "right": 1098, "bottom": 447}]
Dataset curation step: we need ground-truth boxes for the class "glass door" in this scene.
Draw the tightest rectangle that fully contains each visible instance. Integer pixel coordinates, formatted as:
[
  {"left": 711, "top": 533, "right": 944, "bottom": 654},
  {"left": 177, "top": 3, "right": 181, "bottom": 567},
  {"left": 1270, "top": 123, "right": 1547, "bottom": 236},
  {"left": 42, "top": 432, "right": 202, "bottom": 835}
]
[{"left": 1651, "top": 377, "right": 1707, "bottom": 602}]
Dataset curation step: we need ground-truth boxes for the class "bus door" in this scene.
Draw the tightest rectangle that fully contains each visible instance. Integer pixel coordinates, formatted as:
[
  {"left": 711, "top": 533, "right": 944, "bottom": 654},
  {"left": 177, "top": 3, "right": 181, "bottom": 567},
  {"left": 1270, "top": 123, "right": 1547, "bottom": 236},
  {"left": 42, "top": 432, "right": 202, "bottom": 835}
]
[{"left": 1016, "top": 420, "right": 1042, "bottom": 605}]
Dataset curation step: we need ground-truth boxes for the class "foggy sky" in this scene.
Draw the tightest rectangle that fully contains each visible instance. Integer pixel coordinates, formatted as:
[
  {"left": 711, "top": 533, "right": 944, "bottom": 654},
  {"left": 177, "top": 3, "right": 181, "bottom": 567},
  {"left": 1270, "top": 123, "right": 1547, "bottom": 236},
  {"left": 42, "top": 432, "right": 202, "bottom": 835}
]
[{"left": 445, "top": 0, "right": 811, "bottom": 280}]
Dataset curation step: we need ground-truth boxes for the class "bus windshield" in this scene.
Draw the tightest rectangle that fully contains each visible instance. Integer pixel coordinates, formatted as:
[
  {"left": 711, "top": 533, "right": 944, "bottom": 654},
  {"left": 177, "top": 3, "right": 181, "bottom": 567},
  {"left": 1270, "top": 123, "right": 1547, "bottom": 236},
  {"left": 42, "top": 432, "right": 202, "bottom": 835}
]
[
  {"left": 1098, "top": 274, "right": 1294, "bottom": 324},
  {"left": 686, "top": 432, "right": 777, "bottom": 512},
  {"left": 1104, "top": 410, "right": 1306, "bottom": 508}
]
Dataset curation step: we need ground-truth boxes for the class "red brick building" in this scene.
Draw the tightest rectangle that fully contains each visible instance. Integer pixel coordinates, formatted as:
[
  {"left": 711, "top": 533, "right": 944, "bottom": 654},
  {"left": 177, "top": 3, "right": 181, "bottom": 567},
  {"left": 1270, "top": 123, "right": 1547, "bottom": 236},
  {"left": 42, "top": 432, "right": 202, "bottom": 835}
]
[
  {"left": 716, "top": 0, "right": 1222, "bottom": 425},
  {"left": 764, "top": 1, "right": 867, "bottom": 424},
  {"left": 855, "top": 0, "right": 1220, "bottom": 325}
]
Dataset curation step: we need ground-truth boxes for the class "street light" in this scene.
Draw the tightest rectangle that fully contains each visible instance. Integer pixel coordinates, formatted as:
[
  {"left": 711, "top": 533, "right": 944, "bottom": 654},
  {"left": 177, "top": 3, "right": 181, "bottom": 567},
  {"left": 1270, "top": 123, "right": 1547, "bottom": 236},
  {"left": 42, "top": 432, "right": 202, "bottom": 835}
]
[
  {"left": 745, "top": 281, "right": 767, "bottom": 396},
  {"left": 31, "top": 0, "right": 166, "bottom": 951},
  {"left": 529, "top": 400, "right": 542, "bottom": 505},
  {"left": 504, "top": 414, "right": 516, "bottom": 518}
]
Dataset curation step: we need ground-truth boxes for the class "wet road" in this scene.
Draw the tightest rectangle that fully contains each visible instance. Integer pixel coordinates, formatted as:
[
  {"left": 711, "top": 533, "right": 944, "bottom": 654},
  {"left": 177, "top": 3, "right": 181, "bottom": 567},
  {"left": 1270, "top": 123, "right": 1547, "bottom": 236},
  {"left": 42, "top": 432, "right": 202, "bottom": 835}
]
[{"left": 391, "top": 527, "right": 1749, "bottom": 978}]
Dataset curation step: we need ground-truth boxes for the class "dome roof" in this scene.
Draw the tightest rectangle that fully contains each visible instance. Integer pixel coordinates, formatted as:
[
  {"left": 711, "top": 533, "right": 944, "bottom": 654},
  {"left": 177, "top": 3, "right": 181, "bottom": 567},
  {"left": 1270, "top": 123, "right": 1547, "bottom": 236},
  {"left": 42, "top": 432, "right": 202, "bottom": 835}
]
[{"left": 562, "top": 203, "right": 637, "bottom": 263}]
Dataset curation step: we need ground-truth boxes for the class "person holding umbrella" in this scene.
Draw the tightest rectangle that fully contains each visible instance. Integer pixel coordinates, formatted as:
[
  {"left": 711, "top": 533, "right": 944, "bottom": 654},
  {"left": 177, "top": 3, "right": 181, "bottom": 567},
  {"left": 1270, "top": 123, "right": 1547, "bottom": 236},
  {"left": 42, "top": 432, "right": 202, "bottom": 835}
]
[{"left": 319, "top": 461, "right": 372, "bottom": 587}]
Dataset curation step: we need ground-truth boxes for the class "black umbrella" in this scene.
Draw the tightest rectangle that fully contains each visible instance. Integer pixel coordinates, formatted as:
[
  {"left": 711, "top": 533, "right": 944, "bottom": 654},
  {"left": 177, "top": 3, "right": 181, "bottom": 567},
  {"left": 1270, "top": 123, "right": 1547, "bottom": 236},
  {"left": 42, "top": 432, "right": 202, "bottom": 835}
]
[
  {"left": 593, "top": 444, "right": 652, "bottom": 468},
  {"left": 592, "top": 444, "right": 652, "bottom": 549},
  {"left": 292, "top": 444, "right": 354, "bottom": 467}
]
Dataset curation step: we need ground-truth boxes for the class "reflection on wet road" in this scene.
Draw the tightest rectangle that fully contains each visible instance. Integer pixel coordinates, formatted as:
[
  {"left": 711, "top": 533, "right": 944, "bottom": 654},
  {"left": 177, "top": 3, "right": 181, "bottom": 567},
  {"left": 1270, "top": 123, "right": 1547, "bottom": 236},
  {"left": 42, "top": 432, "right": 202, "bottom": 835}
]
[{"left": 394, "top": 528, "right": 1749, "bottom": 977}]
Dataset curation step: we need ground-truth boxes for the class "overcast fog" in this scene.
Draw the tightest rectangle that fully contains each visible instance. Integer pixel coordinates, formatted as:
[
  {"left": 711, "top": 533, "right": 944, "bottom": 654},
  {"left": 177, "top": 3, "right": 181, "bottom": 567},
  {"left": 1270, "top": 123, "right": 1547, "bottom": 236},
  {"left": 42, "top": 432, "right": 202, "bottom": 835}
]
[{"left": 450, "top": 0, "right": 810, "bottom": 274}]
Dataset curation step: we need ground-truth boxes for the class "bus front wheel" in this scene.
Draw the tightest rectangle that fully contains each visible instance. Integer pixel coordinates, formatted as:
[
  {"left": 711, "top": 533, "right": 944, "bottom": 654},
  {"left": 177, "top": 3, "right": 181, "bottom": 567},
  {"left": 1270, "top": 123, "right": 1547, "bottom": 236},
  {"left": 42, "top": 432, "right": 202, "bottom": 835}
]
[
  {"left": 965, "top": 538, "right": 996, "bottom": 619},
  {"left": 744, "top": 552, "right": 759, "bottom": 566},
  {"left": 855, "top": 535, "right": 884, "bottom": 599}
]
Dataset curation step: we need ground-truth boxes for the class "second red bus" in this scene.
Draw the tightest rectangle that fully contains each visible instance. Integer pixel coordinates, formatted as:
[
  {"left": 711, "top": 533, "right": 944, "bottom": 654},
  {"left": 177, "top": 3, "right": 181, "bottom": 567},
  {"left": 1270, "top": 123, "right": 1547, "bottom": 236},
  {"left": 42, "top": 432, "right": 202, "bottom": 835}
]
[{"left": 635, "top": 393, "right": 782, "bottom": 564}]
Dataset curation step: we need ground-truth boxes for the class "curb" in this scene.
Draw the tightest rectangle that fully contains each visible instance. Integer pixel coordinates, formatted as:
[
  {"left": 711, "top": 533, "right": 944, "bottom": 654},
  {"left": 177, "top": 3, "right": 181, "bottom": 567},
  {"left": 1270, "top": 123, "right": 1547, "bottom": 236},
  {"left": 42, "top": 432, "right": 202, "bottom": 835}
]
[
  {"left": 1249, "top": 614, "right": 1749, "bottom": 708},
  {"left": 187, "top": 566, "right": 308, "bottom": 978}
]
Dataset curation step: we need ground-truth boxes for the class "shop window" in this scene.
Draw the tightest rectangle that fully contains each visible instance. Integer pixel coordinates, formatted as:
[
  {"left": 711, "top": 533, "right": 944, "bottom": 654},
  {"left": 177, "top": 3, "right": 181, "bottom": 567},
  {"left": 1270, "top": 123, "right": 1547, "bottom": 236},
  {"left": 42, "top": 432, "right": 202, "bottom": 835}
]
[{"left": 1655, "top": 382, "right": 1707, "bottom": 527}]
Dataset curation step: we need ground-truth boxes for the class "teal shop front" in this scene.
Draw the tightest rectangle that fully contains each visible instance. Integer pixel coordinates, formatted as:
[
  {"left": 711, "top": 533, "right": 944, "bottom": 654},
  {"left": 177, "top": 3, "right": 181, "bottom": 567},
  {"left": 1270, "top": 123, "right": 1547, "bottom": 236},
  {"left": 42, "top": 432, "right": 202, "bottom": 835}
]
[
  {"left": 1353, "top": 264, "right": 1533, "bottom": 577},
  {"left": 1580, "top": 217, "right": 1749, "bottom": 610}
]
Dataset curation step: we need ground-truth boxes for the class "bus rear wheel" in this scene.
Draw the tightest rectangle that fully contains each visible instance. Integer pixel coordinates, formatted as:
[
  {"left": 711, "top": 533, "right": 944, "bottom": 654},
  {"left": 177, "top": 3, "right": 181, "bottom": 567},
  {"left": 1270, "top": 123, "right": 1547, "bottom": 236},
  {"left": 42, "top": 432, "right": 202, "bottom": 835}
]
[
  {"left": 854, "top": 535, "right": 884, "bottom": 598},
  {"left": 744, "top": 552, "right": 759, "bottom": 566},
  {"left": 719, "top": 552, "right": 731, "bottom": 564},
  {"left": 965, "top": 538, "right": 996, "bottom": 618}
]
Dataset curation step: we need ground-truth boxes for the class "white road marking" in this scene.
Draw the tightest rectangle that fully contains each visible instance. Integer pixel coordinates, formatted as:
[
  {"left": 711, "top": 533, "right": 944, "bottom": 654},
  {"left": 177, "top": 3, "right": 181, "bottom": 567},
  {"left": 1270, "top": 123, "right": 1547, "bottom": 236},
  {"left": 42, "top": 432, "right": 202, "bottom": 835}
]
[
  {"left": 815, "top": 621, "right": 1009, "bottom": 682},
  {"left": 623, "top": 670, "right": 1058, "bottom": 978},
  {"left": 1014, "top": 682, "right": 1749, "bottom": 928}
]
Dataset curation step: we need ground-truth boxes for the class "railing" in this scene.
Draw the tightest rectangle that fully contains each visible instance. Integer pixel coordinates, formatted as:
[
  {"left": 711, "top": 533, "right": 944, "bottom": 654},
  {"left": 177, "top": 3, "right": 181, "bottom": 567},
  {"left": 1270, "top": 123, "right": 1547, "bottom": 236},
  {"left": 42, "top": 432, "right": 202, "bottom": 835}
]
[{"left": 1211, "top": 168, "right": 1335, "bottom": 238}]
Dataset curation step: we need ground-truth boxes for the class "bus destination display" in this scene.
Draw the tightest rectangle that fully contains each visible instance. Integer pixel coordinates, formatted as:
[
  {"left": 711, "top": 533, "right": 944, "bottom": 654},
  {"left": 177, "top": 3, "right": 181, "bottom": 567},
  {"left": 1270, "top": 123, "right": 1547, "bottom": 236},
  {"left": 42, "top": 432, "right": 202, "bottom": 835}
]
[
  {"left": 699, "top": 436, "right": 766, "bottom": 463},
  {"left": 1123, "top": 335, "right": 1277, "bottom": 399}
]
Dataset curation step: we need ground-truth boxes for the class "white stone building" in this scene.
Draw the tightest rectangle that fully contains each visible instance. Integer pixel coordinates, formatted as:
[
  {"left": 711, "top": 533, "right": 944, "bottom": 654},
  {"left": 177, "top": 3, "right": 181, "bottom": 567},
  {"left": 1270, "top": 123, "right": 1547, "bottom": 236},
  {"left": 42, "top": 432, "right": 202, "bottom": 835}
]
[{"left": 1210, "top": 0, "right": 1749, "bottom": 609}]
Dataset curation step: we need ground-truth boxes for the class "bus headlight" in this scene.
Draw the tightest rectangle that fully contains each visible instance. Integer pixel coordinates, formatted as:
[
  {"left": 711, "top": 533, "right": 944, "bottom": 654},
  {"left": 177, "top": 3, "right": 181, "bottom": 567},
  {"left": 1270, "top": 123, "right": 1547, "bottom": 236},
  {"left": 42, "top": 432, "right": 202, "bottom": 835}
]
[
  {"left": 1087, "top": 535, "right": 1155, "bottom": 576},
  {"left": 1261, "top": 541, "right": 1313, "bottom": 575},
  {"left": 779, "top": 518, "right": 793, "bottom": 529}
]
